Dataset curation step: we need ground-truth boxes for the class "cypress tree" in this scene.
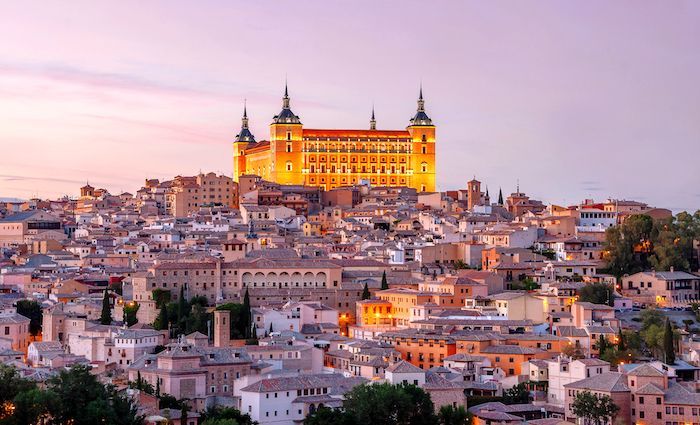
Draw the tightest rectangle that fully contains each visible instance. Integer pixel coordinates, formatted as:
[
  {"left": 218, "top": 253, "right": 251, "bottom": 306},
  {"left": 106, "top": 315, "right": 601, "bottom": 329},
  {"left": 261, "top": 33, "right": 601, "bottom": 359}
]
[
  {"left": 381, "top": 270, "right": 389, "bottom": 290},
  {"left": 598, "top": 335, "right": 608, "bottom": 354},
  {"left": 155, "top": 379, "right": 160, "bottom": 397},
  {"left": 269, "top": 322, "right": 274, "bottom": 334},
  {"left": 617, "top": 328, "right": 625, "bottom": 351},
  {"left": 664, "top": 318, "right": 675, "bottom": 364},
  {"left": 242, "top": 288, "right": 251, "bottom": 338},
  {"left": 177, "top": 285, "right": 187, "bottom": 331},
  {"left": 155, "top": 304, "right": 168, "bottom": 331},
  {"left": 180, "top": 401, "right": 189, "bottom": 425},
  {"left": 100, "top": 289, "right": 112, "bottom": 325},
  {"left": 362, "top": 282, "right": 371, "bottom": 300}
]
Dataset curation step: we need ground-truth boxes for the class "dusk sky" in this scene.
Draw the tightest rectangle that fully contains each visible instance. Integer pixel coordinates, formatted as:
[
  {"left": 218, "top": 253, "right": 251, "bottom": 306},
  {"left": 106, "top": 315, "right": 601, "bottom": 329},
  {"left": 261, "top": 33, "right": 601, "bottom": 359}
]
[{"left": 1, "top": 1, "right": 698, "bottom": 212}]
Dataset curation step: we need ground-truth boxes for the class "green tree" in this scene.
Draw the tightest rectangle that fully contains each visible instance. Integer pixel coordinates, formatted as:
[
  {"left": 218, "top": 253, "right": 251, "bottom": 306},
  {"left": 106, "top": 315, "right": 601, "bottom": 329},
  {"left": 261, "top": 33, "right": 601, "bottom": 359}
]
[
  {"left": 15, "top": 300, "right": 43, "bottom": 337},
  {"left": 123, "top": 302, "right": 139, "bottom": 327},
  {"left": 242, "top": 288, "right": 251, "bottom": 338},
  {"left": 571, "top": 390, "right": 619, "bottom": 425},
  {"left": 304, "top": 406, "right": 353, "bottom": 425},
  {"left": 154, "top": 304, "right": 169, "bottom": 331},
  {"left": 201, "top": 406, "right": 256, "bottom": 425},
  {"left": 216, "top": 303, "right": 247, "bottom": 339},
  {"left": 362, "top": 282, "right": 371, "bottom": 300},
  {"left": 596, "top": 335, "right": 609, "bottom": 354},
  {"left": 100, "top": 289, "right": 112, "bottom": 325},
  {"left": 339, "top": 382, "right": 436, "bottom": 425},
  {"left": 158, "top": 393, "right": 181, "bottom": 409},
  {"left": 579, "top": 283, "right": 614, "bottom": 306},
  {"left": 48, "top": 365, "right": 142, "bottom": 425},
  {"left": 177, "top": 285, "right": 188, "bottom": 332},
  {"left": 10, "top": 388, "right": 57, "bottom": 425},
  {"left": 603, "top": 214, "right": 654, "bottom": 277},
  {"left": 180, "top": 399, "right": 190, "bottom": 425},
  {"left": 381, "top": 270, "right": 389, "bottom": 290},
  {"left": 437, "top": 404, "right": 470, "bottom": 425},
  {"left": 617, "top": 328, "right": 625, "bottom": 351},
  {"left": 0, "top": 365, "right": 36, "bottom": 417},
  {"left": 152, "top": 289, "right": 172, "bottom": 308},
  {"left": 640, "top": 308, "right": 665, "bottom": 329},
  {"left": 502, "top": 383, "right": 529, "bottom": 404},
  {"left": 664, "top": 318, "right": 675, "bottom": 364}
]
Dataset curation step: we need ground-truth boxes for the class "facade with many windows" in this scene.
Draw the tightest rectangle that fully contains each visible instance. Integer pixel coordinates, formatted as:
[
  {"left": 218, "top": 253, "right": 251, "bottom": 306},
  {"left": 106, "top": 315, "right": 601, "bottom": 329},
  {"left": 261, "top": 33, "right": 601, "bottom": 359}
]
[{"left": 233, "top": 85, "right": 436, "bottom": 192}]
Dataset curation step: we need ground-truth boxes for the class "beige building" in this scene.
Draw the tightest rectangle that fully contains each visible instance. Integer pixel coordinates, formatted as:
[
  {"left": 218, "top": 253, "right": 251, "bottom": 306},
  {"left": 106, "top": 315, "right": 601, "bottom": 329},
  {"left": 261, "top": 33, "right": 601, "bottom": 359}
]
[
  {"left": 164, "top": 173, "right": 238, "bottom": 217},
  {"left": 0, "top": 313, "right": 31, "bottom": 352},
  {"left": 0, "top": 210, "right": 63, "bottom": 247},
  {"left": 622, "top": 270, "right": 700, "bottom": 308}
]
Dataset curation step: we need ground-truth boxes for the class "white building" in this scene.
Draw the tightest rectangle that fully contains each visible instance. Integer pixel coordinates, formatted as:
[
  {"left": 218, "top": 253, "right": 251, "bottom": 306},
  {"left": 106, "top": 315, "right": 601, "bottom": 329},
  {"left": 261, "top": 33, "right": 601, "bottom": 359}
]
[
  {"left": 546, "top": 356, "right": 609, "bottom": 406},
  {"left": 239, "top": 374, "right": 366, "bottom": 424}
]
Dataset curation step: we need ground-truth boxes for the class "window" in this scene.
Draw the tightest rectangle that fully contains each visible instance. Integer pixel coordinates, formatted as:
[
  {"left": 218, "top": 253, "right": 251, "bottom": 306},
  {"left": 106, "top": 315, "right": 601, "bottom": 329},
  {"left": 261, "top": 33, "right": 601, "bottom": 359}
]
[
  {"left": 421, "top": 162, "right": 428, "bottom": 173},
  {"left": 286, "top": 161, "right": 293, "bottom": 172},
  {"left": 286, "top": 142, "right": 292, "bottom": 152}
]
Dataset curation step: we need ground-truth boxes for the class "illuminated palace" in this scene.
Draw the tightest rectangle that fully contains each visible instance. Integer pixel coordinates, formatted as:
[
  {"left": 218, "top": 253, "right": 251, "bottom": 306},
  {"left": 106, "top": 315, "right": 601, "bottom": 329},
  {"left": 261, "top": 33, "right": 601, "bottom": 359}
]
[{"left": 232, "top": 85, "right": 436, "bottom": 192}]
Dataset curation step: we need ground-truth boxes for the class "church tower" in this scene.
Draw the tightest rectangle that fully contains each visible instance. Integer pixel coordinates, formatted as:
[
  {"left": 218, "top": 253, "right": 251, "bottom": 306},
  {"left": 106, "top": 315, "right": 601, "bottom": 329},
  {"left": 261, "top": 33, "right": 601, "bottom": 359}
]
[
  {"left": 407, "top": 85, "right": 436, "bottom": 192},
  {"left": 233, "top": 101, "right": 255, "bottom": 182}
]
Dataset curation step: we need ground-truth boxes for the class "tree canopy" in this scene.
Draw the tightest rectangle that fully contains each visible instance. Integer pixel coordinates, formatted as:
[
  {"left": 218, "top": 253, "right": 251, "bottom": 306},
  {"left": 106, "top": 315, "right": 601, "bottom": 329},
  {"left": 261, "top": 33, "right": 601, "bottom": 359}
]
[
  {"left": 304, "top": 383, "right": 437, "bottom": 425},
  {"left": 15, "top": 300, "right": 42, "bottom": 336},
  {"left": 0, "top": 364, "right": 142, "bottom": 425},
  {"left": 571, "top": 390, "right": 619, "bottom": 425},
  {"left": 578, "top": 282, "right": 615, "bottom": 306},
  {"left": 604, "top": 211, "right": 700, "bottom": 277}
]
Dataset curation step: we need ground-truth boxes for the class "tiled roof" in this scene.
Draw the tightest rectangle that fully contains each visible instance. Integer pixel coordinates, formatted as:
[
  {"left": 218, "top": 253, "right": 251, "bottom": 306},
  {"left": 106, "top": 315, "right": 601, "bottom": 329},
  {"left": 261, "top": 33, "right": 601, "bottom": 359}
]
[
  {"left": 564, "top": 372, "right": 629, "bottom": 392},
  {"left": 386, "top": 360, "right": 424, "bottom": 374},
  {"left": 663, "top": 382, "right": 700, "bottom": 405},
  {"left": 627, "top": 363, "right": 665, "bottom": 377},
  {"left": 240, "top": 373, "right": 366, "bottom": 393},
  {"left": 481, "top": 345, "right": 542, "bottom": 355}
]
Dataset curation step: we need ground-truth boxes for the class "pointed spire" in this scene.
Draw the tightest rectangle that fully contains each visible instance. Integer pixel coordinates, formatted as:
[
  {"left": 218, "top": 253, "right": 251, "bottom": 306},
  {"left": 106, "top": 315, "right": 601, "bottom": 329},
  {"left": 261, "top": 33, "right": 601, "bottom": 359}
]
[
  {"left": 241, "top": 99, "right": 249, "bottom": 129},
  {"left": 235, "top": 99, "right": 255, "bottom": 143},
  {"left": 417, "top": 84, "right": 425, "bottom": 112},
  {"left": 370, "top": 105, "right": 376, "bottom": 130},
  {"left": 409, "top": 83, "right": 432, "bottom": 126},
  {"left": 486, "top": 185, "right": 490, "bottom": 197},
  {"left": 498, "top": 187, "right": 504, "bottom": 205},
  {"left": 283, "top": 81, "right": 290, "bottom": 109},
  {"left": 273, "top": 79, "right": 301, "bottom": 124}
]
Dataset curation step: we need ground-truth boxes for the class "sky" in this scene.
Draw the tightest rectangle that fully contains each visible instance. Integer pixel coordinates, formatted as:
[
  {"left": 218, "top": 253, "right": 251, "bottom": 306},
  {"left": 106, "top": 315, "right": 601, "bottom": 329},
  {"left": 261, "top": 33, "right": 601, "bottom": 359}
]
[{"left": 0, "top": 1, "right": 698, "bottom": 212}]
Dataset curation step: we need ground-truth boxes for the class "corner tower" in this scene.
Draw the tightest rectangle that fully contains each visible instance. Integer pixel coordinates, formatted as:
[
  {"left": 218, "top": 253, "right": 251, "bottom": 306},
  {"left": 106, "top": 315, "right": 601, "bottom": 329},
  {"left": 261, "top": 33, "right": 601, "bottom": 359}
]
[
  {"left": 233, "top": 101, "right": 255, "bottom": 182},
  {"left": 407, "top": 86, "right": 436, "bottom": 192},
  {"left": 269, "top": 83, "right": 303, "bottom": 185}
]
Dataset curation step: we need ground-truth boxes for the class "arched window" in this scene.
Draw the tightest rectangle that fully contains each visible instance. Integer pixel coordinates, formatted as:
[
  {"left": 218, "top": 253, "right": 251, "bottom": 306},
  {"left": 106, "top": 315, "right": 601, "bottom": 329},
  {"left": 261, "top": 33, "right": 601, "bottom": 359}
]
[
  {"left": 422, "top": 134, "right": 427, "bottom": 142},
  {"left": 421, "top": 162, "right": 428, "bottom": 173},
  {"left": 286, "top": 161, "right": 293, "bottom": 172}
]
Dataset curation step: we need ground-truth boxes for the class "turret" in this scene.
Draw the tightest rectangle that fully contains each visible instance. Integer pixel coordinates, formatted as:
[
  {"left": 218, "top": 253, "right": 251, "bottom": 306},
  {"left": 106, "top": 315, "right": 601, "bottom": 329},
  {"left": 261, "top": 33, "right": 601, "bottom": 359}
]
[{"left": 234, "top": 100, "right": 255, "bottom": 143}]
